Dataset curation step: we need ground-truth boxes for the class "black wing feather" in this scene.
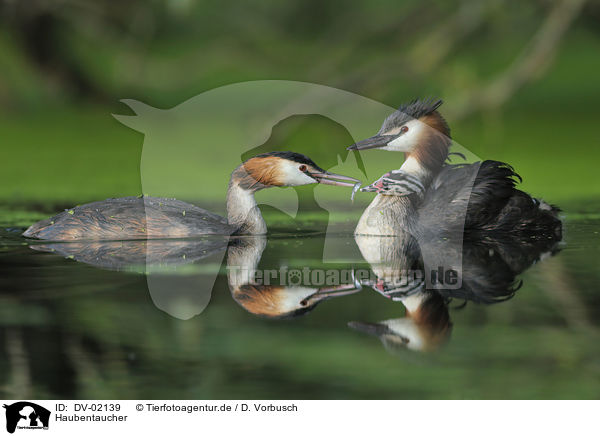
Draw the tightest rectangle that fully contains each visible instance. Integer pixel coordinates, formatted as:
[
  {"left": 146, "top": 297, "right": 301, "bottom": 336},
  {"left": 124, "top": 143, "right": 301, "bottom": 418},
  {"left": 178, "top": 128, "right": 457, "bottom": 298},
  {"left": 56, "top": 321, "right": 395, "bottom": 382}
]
[{"left": 419, "top": 161, "right": 560, "bottom": 238}]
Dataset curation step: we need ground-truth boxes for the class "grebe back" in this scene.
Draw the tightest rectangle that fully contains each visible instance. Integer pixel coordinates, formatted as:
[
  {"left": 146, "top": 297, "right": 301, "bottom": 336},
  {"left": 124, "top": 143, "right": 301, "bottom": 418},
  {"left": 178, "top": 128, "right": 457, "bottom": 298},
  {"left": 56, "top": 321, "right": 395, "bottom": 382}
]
[
  {"left": 348, "top": 99, "right": 562, "bottom": 240},
  {"left": 23, "top": 152, "right": 359, "bottom": 240}
]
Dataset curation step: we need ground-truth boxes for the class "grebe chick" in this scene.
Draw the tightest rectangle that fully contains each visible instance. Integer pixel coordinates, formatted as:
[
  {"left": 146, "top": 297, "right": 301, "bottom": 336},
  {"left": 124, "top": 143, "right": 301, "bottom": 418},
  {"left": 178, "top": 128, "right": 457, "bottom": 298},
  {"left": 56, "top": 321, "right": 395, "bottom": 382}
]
[
  {"left": 348, "top": 99, "right": 562, "bottom": 239},
  {"left": 23, "top": 152, "right": 359, "bottom": 240}
]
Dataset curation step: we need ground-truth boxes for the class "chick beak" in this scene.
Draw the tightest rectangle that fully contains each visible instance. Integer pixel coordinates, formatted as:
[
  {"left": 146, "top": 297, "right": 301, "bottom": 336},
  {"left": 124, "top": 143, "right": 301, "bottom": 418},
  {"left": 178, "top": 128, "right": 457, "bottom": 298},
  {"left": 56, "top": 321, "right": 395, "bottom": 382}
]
[
  {"left": 309, "top": 170, "right": 360, "bottom": 187},
  {"left": 346, "top": 135, "right": 391, "bottom": 151},
  {"left": 301, "top": 280, "right": 362, "bottom": 306}
]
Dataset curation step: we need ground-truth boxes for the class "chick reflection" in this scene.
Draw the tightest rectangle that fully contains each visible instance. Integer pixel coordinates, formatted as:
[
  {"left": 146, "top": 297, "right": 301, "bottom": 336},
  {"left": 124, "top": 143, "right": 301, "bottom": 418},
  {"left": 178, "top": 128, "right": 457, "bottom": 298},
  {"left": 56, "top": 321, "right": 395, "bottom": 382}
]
[
  {"left": 227, "top": 237, "right": 361, "bottom": 318},
  {"left": 350, "top": 233, "right": 560, "bottom": 353}
]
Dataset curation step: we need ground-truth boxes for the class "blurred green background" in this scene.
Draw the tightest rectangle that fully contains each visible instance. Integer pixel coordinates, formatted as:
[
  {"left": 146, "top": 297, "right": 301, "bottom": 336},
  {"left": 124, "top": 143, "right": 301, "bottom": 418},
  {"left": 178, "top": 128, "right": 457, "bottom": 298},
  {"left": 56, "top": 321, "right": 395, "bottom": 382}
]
[
  {"left": 1, "top": 0, "right": 600, "bottom": 400},
  {"left": 1, "top": 0, "right": 598, "bottom": 206}
]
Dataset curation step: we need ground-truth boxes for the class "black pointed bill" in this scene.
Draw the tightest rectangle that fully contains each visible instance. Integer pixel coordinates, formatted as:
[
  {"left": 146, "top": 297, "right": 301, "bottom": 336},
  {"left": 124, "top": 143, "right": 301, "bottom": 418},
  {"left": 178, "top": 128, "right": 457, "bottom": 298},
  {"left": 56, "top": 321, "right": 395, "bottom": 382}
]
[
  {"left": 347, "top": 134, "right": 394, "bottom": 151},
  {"left": 347, "top": 321, "right": 391, "bottom": 337},
  {"left": 309, "top": 171, "right": 360, "bottom": 187},
  {"left": 301, "top": 280, "right": 362, "bottom": 305}
]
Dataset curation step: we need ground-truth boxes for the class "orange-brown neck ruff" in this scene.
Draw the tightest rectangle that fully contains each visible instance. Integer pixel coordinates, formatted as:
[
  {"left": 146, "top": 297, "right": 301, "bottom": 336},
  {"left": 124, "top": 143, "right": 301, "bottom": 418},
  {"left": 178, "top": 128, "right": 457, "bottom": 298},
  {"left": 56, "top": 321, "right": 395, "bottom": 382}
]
[
  {"left": 231, "top": 156, "right": 284, "bottom": 191},
  {"left": 233, "top": 285, "right": 320, "bottom": 319},
  {"left": 406, "top": 292, "right": 452, "bottom": 350},
  {"left": 406, "top": 112, "right": 452, "bottom": 174},
  {"left": 234, "top": 284, "right": 283, "bottom": 316}
]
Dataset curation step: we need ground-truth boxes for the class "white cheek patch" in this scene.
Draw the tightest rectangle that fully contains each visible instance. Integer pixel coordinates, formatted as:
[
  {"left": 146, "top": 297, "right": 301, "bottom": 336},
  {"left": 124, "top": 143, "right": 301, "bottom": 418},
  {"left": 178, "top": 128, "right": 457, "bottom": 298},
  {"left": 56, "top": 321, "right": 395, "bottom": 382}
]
[
  {"left": 384, "top": 318, "right": 425, "bottom": 351},
  {"left": 386, "top": 135, "right": 411, "bottom": 151},
  {"left": 291, "top": 171, "right": 317, "bottom": 186},
  {"left": 384, "top": 119, "right": 424, "bottom": 152},
  {"left": 281, "top": 161, "right": 316, "bottom": 186},
  {"left": 279, "top": 287, "right": 319, "bottom": 312}
]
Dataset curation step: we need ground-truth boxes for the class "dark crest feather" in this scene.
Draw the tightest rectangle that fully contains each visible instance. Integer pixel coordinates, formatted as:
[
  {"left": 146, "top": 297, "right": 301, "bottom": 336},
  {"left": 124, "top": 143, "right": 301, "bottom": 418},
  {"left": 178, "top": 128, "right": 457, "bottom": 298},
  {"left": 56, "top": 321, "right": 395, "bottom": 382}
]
[
  {"left": 398, "top": 98, "right": 443, "bottom": 118},
  {"left": 380, "top": 98, "right": 444, "bottom": 133},
  {"left": 249, "top": 151, "right": 322, "bottom": 170}
]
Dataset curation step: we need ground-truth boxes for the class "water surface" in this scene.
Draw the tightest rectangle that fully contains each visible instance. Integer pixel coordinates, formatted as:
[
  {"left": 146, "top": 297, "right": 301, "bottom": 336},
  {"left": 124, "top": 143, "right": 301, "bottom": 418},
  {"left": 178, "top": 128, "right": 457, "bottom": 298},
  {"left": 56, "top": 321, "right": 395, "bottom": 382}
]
[{"left": 0, "top": 204, "right": 599, "bottom": 399}]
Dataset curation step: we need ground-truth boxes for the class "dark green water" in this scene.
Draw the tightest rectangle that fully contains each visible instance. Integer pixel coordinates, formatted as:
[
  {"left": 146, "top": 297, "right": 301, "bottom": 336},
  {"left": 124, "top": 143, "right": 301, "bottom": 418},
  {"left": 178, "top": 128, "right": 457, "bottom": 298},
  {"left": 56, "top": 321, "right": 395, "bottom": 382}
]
[{"left": 1, "top": 205, "right": 599, "bottom": 399}]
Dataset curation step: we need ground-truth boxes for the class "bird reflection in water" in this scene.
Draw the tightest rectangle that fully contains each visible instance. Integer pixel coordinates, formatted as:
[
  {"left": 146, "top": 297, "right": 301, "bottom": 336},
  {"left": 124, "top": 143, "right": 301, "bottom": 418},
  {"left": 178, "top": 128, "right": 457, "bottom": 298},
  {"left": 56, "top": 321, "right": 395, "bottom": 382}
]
[
  {"left": 349, "top": 231, "right": 561, "bottom": 353},
  {"left": 227, "top": 236, "right": 362, "bottom": 318},
  {"left": 28, "top": 225, "right": 563, "bottom": 350},
  {"left": 28, "top": 237, "right": 230, "bottom": 273}
]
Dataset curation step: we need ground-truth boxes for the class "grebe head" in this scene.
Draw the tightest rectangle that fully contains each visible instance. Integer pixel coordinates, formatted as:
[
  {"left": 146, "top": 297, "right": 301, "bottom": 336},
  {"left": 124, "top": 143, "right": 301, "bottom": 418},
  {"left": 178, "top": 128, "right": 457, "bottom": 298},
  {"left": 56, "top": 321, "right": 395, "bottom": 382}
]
[
  {"left": 227, "top": 151, "right": 359, "bottom": 234},
  {"left": 346, "top": 98, "right": 451, "bottom": 173},
  {"left": 227, "top": 237, "right": 362, "bottom": 318},
  {"left": 232, "top": 283, "right": 361, "bottom": 319},
  {"left": 232, "top": 151, "right": 359, "bottom": 190},
  {"left": 348, "top": 291, "right": 452, "bottom": 353}
]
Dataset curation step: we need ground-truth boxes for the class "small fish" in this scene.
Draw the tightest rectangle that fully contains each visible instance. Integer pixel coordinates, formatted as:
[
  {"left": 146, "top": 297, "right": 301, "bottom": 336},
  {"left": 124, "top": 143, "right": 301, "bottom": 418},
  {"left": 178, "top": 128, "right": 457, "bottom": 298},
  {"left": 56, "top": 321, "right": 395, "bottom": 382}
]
[{"left": 351, "top": 182, "right": 362, "bottom": 203}]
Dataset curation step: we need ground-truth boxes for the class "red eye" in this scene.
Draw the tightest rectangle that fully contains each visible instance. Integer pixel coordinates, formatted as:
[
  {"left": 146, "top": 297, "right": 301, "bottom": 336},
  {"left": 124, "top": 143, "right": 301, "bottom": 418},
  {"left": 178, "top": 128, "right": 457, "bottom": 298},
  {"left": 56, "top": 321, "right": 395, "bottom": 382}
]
[
  {"left": 400, "top": 126, "right": 409, "bottom": 133},
  {"left": 299, "top": 164, "right": 307, "bottom": 172}
]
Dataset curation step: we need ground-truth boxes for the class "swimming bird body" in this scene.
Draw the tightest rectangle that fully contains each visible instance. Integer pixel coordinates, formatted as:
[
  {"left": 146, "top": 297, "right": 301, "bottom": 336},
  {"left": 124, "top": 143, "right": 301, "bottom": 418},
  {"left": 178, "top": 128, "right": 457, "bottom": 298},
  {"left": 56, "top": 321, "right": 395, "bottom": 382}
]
[
  {"left": 23, "top": 152, "right": 359, "bottom": 240},
  {"left": 348, "top": 99, "right": 562, "bottom": 239}
]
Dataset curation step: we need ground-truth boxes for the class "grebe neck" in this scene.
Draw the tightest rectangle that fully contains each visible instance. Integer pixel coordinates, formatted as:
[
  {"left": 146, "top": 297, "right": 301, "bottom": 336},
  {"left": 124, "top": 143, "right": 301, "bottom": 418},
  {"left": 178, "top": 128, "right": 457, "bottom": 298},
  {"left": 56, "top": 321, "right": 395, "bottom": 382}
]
[
  {"left": 227, "top": 236, "right": 267, "bottom": 288},
  {"left": 400, "top": 155, "right": 433, "bottom": 186},
  {"left": 226, "top": 182, "right": 267, "bottom": 235},
  {"left": 402, "top": 120, "right": 452, "bottom": 185},
  {"left": 399, "top": 290, "right": 429, "bottom": 314}
]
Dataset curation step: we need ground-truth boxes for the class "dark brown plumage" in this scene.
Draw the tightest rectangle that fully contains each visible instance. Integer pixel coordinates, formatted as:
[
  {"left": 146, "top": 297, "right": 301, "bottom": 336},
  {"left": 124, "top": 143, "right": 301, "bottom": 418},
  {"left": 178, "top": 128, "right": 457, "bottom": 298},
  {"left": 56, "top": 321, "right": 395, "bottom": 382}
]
[
  {"left": 23, "top": 151, "right": 358, "bottom": 240},
  {"left": 28, "top": 237, "right": 229, "bottom": 271},
  {"left": 23, "top": 196, "right": 233, "bottom": 240},
  {"left": 350, "top": 98, "right": 563, "bottom": 241},
  {"left": 419, "top": 160, "right": 562, "bottom": 240}
]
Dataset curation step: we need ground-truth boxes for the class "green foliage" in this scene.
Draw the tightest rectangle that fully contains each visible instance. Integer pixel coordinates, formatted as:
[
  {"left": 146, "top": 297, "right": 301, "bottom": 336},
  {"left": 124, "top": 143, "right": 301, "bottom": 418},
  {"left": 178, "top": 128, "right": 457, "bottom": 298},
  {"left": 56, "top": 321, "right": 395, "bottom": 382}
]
[{"left": 0, "top": 0, "right": 599, "bottom": 400}]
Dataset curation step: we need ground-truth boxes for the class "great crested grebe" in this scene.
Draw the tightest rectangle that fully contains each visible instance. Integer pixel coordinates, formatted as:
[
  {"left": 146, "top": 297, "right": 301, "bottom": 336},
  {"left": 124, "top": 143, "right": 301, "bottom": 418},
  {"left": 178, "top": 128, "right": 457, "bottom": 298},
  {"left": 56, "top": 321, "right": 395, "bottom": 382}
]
[
  {"left": 23, "top": 152, "right": 359, "bottom": 240},
  {"left": 350, "top": 234, "right": 452, "bottom": 352},
  {"left": 227, "top": 236, "right": 362, "bottom": 318},
  {"left": 348, "top": 99, "right": 562, "bottom": 238},
  {"left": 349, "top": 292, "right": 451, "bottom": 353},
  {"left": 350, "top": 226, "right": 560, "bottom": 353}
]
